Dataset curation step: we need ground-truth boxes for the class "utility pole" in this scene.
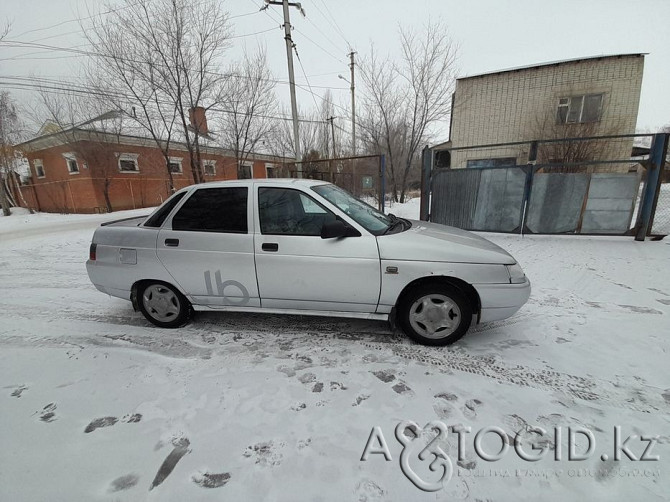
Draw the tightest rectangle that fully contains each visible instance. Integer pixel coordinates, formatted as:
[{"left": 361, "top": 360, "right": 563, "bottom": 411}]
[
  {"left": 326, "top": 116, "right": 337, "bottom": 158},
  {"left": 349, "top": 51, "right": 356, "bottom": 157},
  {"left": 264, "top": 0, "right": 304, "bottom": 176}
]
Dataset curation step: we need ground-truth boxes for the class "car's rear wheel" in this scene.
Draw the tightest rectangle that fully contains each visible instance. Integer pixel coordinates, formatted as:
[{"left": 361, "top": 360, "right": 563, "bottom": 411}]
[
  {"left": 138, "top": 281, "right": 191, "bottom": 328},
  {"left": 398, "top": 284, "right": 472, "bottom": 346}
]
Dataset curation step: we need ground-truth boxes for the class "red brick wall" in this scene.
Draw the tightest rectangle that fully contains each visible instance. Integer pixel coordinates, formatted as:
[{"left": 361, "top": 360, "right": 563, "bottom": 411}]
[{"left": 18, "top": 140, "right": 274, "bottom": 213}]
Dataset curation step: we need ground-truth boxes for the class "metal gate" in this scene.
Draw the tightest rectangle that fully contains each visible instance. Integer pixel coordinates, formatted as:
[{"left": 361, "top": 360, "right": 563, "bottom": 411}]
[{"left": 427, "top": 133, "right": 669, "bottom": 238}]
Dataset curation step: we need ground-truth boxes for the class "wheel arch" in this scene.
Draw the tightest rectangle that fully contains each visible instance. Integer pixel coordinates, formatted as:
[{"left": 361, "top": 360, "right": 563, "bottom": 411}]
[{"left": 394, "top": 276, "right": 481, "bottom": 323}]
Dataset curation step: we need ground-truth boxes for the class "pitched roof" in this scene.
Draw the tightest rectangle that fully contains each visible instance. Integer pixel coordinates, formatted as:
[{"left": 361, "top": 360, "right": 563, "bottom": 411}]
[{"left": 457, "top": 53, "right": 646, "bottom": 81}]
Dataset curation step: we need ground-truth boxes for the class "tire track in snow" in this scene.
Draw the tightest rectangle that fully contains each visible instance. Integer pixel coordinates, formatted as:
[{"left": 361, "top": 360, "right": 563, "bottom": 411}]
[{"left": 361, "top": 341, "right": 667, "bottom": 414}]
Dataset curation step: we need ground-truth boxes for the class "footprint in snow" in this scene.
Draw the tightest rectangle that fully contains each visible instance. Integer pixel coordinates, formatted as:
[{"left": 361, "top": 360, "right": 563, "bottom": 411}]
[
  {"left": 85, "top": 416, "right": 118, "bottom": 433},
  {"left": 108, "top": 474, "right": 139, "bottom": 492},
  {"left": 192, "top": 471, "right": 231, "bottom": 489},
  {"left": 11, "top": 385, "right": 28, "bottom": 398},
  {"left": 371, "top": 370, "right": 396, "bottom": 383},
  {"left": 39, "top": 403, "right": 57, "bottom": 422},
  {"left": 462, "top": 399, "right": 482, "bottom": 420}
]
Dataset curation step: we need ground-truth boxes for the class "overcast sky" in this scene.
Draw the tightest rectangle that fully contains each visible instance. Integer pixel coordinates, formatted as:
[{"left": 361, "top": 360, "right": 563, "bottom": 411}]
[{"left": 1, "top": 0, "right": 669, "bottom": 138}]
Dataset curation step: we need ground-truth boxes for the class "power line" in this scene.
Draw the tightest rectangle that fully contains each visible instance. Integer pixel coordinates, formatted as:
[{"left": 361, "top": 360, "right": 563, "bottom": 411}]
[
  {"left": 0, "top": 79, "right": 330, "bottom": 124},
  {"left": 310, "top": 0, "right": 350, "bottom": 50}
]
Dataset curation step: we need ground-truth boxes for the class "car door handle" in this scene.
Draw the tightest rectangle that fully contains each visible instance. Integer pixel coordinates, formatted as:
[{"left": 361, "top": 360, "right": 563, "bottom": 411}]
[
  {"left": 165, "top": 238, "right": 180, "bottom": 247},
  {"left": 262, "top": 243, "right": 279, "bottom": 252}
]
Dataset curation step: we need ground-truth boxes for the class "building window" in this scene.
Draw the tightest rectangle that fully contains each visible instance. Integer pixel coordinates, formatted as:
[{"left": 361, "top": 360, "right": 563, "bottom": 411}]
[
  {"left": 238, "top": 162, "right": 252, "bottom": 179},
  {"left": 63, "top": 153, "right": 79, "bottom": 174},
  {"left": 67, "top": 159, "right": 79, "bottom": 174},
  {"left": 556, "top": 94, "right": 603, "bottom": 124},
  {"left": 118, "top": 153, "right": 139, "bottom": 172},
  {"left": 34, "top": 159, "right": 45, "bottom": 178},
  {"left": 466, "top": 157, "right": 517, "bottom": 169},
  {"left": 168, "top": 157, "right": 183, "bottom": 174},
  {"left": 266, "top": 163, "right": 278, "bottom": 178},
  {"left": 203, "top": 160, "right": 216, "bottom": 176}
]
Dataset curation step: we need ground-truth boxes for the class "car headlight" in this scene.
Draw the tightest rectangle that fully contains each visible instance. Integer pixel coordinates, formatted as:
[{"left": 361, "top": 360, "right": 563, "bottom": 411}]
[{"left": 505, "top": 263, "right": 526, "bottom": 284}]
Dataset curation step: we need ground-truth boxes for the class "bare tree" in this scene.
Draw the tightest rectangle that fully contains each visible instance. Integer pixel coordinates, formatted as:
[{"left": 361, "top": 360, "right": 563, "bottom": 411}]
[
  {"left": 0, "top": 92, "right": 20, "bottom": 216},
  {"left": 269, "top": 108, "right": 325, "bottom": 170},
  {"left": 85, "top": 0, "right": 231, "bottom": 186},
  {"left": 358, "top": 21, "right": 457, "bottom": 202},
  {"left": 216, "top": 47, "right": 278, "bottom": 178},
  {"left": 530, "top": 97, "right": 628, "bottom": 173},
  {"left": 33, "top": 87, "right": 127, "bottom": 212}
]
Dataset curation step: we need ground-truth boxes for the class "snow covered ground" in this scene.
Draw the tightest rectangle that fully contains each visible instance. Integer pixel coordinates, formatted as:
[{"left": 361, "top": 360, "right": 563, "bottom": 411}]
[{"left": 1, "top": 204, "right": 670, "bottom": 501}]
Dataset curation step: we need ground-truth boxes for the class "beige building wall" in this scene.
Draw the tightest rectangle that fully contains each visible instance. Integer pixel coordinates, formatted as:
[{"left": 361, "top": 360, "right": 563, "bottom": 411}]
[{"left": 450, "top": 55, "right": 644, "bottom": 171}]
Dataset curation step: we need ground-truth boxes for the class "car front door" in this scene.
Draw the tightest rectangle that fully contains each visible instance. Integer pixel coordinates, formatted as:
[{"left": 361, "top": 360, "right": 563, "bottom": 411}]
[
  {"left": 254, "top": 186, "right": 381, "bottom": 312},
  {"left": 156, "top": 185, "right": 260, "bottom": 307}
]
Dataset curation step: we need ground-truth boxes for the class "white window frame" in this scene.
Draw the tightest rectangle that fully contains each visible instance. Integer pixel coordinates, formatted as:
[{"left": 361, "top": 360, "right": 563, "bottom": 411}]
[
  {"left": 117, "top": 152, "right": 140, "bottom": 173},
  {"left": 238, "top": 161, "right": 253, "bottom": 179},
  {"left": 265, "top": 162, "right": 277, "bottom": 178},
  {"left": 34, "top": 159, "right": 45, "bottom": 178},
  {"left": 168, "top": 157, "right": 183, "bottom": 174},
  {"left": 556, "top": 94, "right": 603, "bottom": 124},
  {"left": 63, "top": 152, "right": 80, "bottom": 175},
  {"left": 203, "top": 160, "right": 216, "bottom": 176}
]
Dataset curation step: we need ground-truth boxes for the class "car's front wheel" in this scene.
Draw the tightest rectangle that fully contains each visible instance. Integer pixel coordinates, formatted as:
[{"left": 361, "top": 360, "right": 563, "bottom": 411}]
[
  {"left": 138, "top": 281, "right": 191, "bottom": 328},
  {"left": 398, "top": 284, "right": 472, "bottom": 346}
]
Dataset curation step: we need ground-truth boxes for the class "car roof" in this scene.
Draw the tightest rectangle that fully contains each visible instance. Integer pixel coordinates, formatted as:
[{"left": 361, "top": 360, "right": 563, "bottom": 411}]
[{"left": 181, "top": 178, "right": 330, "bottom": 190}]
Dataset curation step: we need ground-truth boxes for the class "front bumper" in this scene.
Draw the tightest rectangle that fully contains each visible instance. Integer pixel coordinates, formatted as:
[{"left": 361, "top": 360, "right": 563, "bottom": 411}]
[{"left": 475, "top": 277, "right": 531, "bottom": 323}]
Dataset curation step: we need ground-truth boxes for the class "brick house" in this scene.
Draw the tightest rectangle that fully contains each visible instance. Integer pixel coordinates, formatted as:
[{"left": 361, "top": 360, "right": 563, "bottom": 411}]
[
  {"left": 15, "top": 113, "right": 291, "bottom": 213},
  {"left": 441, "top": 54, "right": 645, "bottom": 171}
]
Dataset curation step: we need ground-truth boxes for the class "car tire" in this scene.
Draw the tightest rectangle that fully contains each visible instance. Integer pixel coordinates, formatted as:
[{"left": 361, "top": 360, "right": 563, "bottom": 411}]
[
  {"left": 398, "top": 283, "right": 472, "bottom": 346},
  {"left": 137, "top": 281, "right": 191, "bottom": 328}
]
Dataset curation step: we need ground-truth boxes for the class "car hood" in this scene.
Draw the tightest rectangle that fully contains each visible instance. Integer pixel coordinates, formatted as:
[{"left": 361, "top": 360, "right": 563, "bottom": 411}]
[{"left": 376, "top": 219, "right": 516, "bottom": 264}]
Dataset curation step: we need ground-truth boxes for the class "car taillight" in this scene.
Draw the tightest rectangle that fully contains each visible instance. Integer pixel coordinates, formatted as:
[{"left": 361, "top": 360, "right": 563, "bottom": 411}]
[{"left": 89, "top": 243, "right": 97, "bottom": 261}]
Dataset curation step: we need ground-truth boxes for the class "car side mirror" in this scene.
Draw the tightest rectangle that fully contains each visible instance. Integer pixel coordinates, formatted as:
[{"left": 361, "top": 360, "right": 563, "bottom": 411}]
[{"left": 321, "top": 220, "right": 360, "bottom": 239}]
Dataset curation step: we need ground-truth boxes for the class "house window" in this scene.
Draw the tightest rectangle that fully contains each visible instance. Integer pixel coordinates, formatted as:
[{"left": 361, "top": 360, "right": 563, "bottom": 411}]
[
  {"left": 466, "top": 157, "right": 517, "bottom": 169},
  {"left": 556, "top": 94, "right": 603, "bottom": 124},
  {"left": 238, "top": 162, "right": 252, "bottom": 179},
  {"left": 34, "top": 159, "right": 45, "bottom": 178},
  {"left": 168, "top": 157, "right": 183, "bottom": 174},
  {"left": 203, "top": 161, "right": 216, "bottom": 176},
  {"left": 118, "top": 153, "right": 139, "bottom": 172},
  {"left": 67, "top": 158, "right": 79, "bottom": 174},
  {"left": 266, "top": 163, "right": 277, "bottom": 178}
]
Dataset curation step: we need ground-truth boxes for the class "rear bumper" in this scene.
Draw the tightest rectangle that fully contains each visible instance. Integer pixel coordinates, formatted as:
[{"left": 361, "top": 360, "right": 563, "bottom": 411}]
[
  {"left": 475, "top": 278, "right": 531, "bottom": 323},
  {"left": 86, "top": 260, "right": 131, "bottom": 300}
]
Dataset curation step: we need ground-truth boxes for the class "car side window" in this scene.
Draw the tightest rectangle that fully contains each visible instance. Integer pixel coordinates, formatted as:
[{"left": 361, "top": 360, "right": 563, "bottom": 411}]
[
  {"left": 144, "top": 191, "right": 187, "bottom": 228},
  {"left": 172, "top": 187, "right": 248, "bottom": 233},
  {"left": 259, "top": 187, "right": 336, "bottom": 236}
]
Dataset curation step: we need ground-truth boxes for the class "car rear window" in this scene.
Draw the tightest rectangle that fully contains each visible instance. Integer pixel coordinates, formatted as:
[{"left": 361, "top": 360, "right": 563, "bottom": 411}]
[
  {"left": 171, "top": 187, "right": 248, "bottom": 233},
  {"left": 144, "top": 191, "right": 187, "bottom": 228}
]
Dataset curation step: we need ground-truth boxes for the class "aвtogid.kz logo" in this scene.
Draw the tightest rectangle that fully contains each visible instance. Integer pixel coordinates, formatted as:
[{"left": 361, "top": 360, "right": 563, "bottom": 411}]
[{"left": 360, "top": 421, "right": 661, "bottom": 492}]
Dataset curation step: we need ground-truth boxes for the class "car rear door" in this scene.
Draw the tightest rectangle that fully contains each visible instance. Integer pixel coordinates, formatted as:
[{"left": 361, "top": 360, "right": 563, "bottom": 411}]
[
  {"left": 156, "top": 185, "right": 259, "bottom": 307},
  {"left": 253, "top": 185, "right": 381, "bottom": 312}
]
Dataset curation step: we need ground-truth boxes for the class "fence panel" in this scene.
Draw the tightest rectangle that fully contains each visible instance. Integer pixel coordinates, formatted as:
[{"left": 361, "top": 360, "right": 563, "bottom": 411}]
[
  {"left": 430, "top": 169, "right": 480, "bottom": 229},
  {"left": 581, "top": 174, "right": 640, "bottom": 234},
  {"left": 473, "top": 168, "right": 525, "bottom": 232},
  {"left": 526, "top": 173, "right": 589, "bottom": 233}
]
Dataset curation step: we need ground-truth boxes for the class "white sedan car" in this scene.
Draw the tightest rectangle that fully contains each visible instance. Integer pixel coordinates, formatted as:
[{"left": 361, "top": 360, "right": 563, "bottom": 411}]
[{"left": 86, "top": 179, "right": 530, "bottom": 345}]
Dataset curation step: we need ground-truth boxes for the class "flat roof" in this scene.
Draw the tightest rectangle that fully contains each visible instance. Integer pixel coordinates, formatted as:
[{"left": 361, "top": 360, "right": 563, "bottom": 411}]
[{"left": 457, "top": 53, "right": 646, "bottom": 81}]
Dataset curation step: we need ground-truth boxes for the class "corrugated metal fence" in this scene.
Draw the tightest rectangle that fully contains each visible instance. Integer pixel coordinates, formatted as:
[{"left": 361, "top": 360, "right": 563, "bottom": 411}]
[{"left": 428, "top": 133, "right": 669, "bottom": 237}]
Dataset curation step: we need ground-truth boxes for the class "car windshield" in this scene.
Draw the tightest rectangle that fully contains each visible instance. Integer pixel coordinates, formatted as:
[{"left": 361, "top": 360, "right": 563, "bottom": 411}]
[{"left": 312, "top": 184, "right": 393, "bottom": 235}]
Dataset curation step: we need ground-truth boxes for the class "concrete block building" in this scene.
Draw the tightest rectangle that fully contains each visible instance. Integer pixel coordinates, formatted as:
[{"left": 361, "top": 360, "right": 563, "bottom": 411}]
[{"left": 445, "top": 54, "right": 645, "bottom": 171}]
